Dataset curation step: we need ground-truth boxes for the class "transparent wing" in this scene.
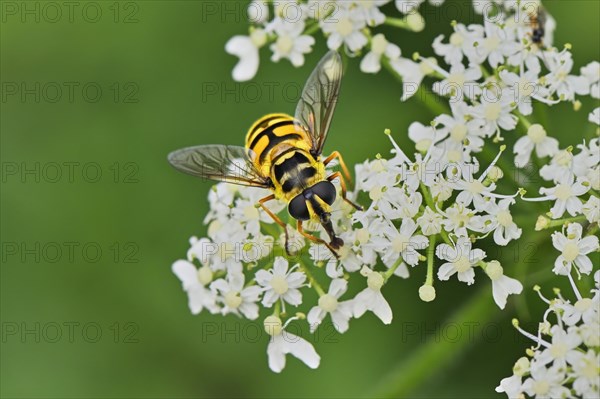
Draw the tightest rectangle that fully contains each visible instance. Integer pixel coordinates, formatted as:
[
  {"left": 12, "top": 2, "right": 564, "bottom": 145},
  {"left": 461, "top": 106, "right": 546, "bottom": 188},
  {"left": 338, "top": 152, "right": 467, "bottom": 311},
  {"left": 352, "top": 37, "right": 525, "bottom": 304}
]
[
  {"left": 167, "top": 145, "right": 271, "bottom": 188},
  {"left": 294, "top": 51, "right": 343, "bottom": 156}
]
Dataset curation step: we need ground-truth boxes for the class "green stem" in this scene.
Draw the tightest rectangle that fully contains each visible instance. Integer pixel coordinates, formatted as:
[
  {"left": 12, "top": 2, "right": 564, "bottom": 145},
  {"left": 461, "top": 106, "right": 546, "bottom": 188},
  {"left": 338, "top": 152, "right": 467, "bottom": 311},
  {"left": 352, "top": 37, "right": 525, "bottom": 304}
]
[
  {"left": 384, "top": 16, "right": 410, "bottom": 30},
  {"left": 540, "top": 215, "right": 587, "bottom": 229},
  {"left": 425, "top": 235, "right": 436, "bottom": 285},
  {"left": 298, "top": 261, "right": 325, "bottom": 296},
  {"left": 384, "top": 257, "right": 404, "bottom": 281},
  {"left": 516, "top": 111, "right": 532, "bottom": 130}
]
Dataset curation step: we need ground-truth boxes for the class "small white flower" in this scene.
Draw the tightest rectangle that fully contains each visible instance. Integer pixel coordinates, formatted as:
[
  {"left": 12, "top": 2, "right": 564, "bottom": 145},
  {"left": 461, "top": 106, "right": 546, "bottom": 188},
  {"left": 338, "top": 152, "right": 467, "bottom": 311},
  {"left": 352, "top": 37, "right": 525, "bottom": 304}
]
[
  {"left": 436, "top": 237, "right": 486, "bottom": 285},
  {"left": 360, "top": 33, "right": 401, "bottom": 74},
  {"left": 567, "top": 350, "right": 600, "bottom": 397},
  {"left": 471, "top": 88, "right": 518, "bottom": 137},
  {"left": 465, "top": 19, "right": 519, "bottom": 68},
  {"left": 172, "top": 259, "right": 219, "bottom": 315},
  {"left": 353, "top": 267, "right": 393, "bottom": 324},
  {"left": 433, "top": 63, "right": 482, "bottom": 101},
  {"left": 545, "top": 51, "right": 590, "bottom": 101},
  {"left": 539, "top": 174, "right": 590, "bottom": 218},
  {"left": 500, "top": 68, "right": 547, "bottom": 116},
  {"left": 320, "top": 5, "right": 368, "bottom": 52},
  {"left": 375, "top": 219, "right": 428, "bottom": 270},
  {"left": 551, "top": 223, "right": 599, "bottom": 276},
  {"left": 536, "top": 325, "right": 582, "bottom": 368},
  {"left": 434, "top": 100, "right": 486, "bottom": 153},
  {"left": 513, "top": 124, "right": 559, "bottom": 167},
  {"left": 264, "top": 316, "right": 320, "bottom": 373},
  {"left": 432, "top": 23, "right": 477, "bottom": 65},
  {"left": 582, "top": 195, "right": 600, "bottom": 224},
  {"left": 539, "top": 149, "right": 575, "bottom": 183},
  {"left": 521, "top": 361, "right": 571, "bottom": 398},
  {"left": 255, "top": 257, "right": 306, "bottom": 308},
  {"left": 560, "top": 296, "right": 599, "bottom": 326},
  {"left": 225, "top": 29, "right": 267, "bottom": 81},
  {"left": 485, "top": 199, "right": 523, "bottom": 246},
  {"left": 211, "top": 273, "right": 261, "bottom": 319},
  {"left": 307, "top": 279, "right": 353, "bottom": 333},
  {"left": 269, "top": 19, "right": 315, "bottom": 67},
  {"left": 485, "top": 261, "right": 523, "bottom": 309},
  {"left": 417, "top": 206, "right": 443, "bottom": 236}
]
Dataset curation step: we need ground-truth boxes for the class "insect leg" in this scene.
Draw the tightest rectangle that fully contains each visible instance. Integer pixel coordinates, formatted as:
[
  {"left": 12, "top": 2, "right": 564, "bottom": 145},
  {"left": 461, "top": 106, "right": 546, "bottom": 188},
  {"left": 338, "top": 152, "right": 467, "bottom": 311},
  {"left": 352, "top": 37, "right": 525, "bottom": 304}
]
[
  {"left": 258, "top": 194, "right": 291, "bottom": 254},
  {"left": 296, "top": 220, "right": 339, "bottom": 259},
  {"left": 323, "top": 151, "right": 352, "bottom": 183},
  {"left": 327, "top": 172, "right": 363, "bottom": 211}
]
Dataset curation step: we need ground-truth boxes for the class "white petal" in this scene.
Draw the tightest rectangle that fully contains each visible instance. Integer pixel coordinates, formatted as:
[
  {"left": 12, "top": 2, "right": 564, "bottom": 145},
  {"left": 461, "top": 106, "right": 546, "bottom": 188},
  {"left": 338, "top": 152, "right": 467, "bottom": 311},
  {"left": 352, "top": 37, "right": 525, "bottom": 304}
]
[
  {"left": 370, "top": 292, "right": 393, "bottom": 324},
  {"left": 225, "top": 36, "right": 260, "bottom": 82},
  {"left": 360, "top": 52, "right": 382, "bottom": 74},
  {"left": 282, "top": 333, "right": 321, "bottom": 369},
  {"left": 172, "top": 260, "right": 198, "bottom": 289},
  {"left": 267, "top": 336, "right": 286, "bottom": 373}
]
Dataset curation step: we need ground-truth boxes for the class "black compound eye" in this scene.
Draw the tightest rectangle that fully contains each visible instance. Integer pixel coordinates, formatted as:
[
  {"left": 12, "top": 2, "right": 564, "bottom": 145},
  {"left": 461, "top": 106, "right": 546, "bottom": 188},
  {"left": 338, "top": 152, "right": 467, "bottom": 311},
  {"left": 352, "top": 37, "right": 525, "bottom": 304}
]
[
  {"left": 311, "top": 181, "right": 336, "bottom": 205},
  {"left": 288, "top": 195, "right": 310, "bottom": 221}
]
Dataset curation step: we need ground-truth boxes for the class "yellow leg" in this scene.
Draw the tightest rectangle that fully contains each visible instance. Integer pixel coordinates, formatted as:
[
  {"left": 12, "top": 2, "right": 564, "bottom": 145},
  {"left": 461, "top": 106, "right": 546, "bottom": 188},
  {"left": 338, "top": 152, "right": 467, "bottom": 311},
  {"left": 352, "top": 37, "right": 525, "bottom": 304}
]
[
  {"left": 323, "top": 151, "right": 352, "bottom": 183},
  {"left": 296, "top": 220, "right": 339, "bottom": 259},
  {"left": 258, "top": 194, "right": 290, "bottom": 254},
  {"left": 327, "top": 172, "right": 363, "bottom": 211}
]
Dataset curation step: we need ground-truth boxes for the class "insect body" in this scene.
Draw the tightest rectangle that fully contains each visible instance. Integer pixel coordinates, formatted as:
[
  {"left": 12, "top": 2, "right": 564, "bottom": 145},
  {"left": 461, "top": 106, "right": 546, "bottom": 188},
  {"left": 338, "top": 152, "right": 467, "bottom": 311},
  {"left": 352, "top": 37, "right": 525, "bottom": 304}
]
[
  {"left": 168, "top": 51, "right": 361, "bottom": 257},
  {"left": 529, "top": 8, "right": 546, "bottom": 46}
]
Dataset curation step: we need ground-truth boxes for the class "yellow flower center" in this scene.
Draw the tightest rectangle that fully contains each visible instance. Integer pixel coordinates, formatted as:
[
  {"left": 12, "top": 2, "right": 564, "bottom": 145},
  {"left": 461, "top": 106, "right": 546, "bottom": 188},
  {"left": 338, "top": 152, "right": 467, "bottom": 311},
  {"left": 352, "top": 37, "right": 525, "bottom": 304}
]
[
  {"left": 562, "top": 241, "right": 580, "bottom": 262},
  {"left": 497, "top": 210, "right": 513, "bottom": 227},
  {"left": 337, "top": 17, "right": 354, "bottom": 36},
  {"left": 371, "top": 34, "right": 388, "bottom": 55},
  {"left": 449, "top": 32, "right": 463, "bottom": 46},
  {"left": 554, "top": 184, "right": 572, "bottom": 200},
  {"left": 527, "top": 124, "right": 547, "bottom": 144},
  {"left": 270, "top": 275, "right": 289, "bottom": 295},
  {"left": 392, "top": 234, "right": 410, "bottom": 253},
  {"left": 484, "top": 103, "right": 502, "bottom": 121},
  {"left": 367, "top": 272, "right": 385, "bottom": 290},
  {"left": 318, "top": 294, "right": 338, "bottom": 312},
  {"left": 224, "top": 291, "right": 242, "bottom": 309},
  {"left": 275, "top": 35, "right": 294, "bottom": 55},
  {"left": 484, "top": 36, "right": 500, "bottom": 51},
  {"left": 575, "top": 298, "right": 592, "bottom": 312},
  {"left": 454, "top": 256, "right": 472, "bottom": 273},
  {"left": 450, "top": 124, "right": 468, "bottom": 141},
  {"left": 549, "top": 342, "right": 568, "bottom": 358}
]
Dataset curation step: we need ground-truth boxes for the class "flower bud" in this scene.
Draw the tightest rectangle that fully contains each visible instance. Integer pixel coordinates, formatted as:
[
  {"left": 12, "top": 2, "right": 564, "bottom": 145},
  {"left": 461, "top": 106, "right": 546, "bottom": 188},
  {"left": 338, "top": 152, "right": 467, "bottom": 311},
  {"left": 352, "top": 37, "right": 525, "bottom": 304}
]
[
  {"left": 264, "top": 315, "right": 283, "bottom": 336},
  {"left": 419, "top": 284, "right": 436, "bottom": 302}
]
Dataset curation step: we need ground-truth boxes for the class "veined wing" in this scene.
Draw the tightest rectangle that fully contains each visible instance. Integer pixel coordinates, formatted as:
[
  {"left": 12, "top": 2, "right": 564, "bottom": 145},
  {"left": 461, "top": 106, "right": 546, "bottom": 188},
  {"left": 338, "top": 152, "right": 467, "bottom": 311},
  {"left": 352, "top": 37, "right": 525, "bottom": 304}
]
[
  {"left": 167, "top": 145, "right": 271, "bottom": 188},
  {"left": 294, "top": 51, "right": 343, "bottom": 157}
]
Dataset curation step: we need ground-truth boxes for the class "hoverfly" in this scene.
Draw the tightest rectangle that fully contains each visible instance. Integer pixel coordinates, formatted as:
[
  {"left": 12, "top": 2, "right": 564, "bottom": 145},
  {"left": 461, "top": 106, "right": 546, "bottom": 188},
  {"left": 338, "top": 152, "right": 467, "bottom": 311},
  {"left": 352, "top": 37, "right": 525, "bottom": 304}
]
[
  {"left": 529, "top": 7, "right": 547, "bottom": 46},
  {"left": 168, "top": 51, "right": 361, "bottom": 257}
]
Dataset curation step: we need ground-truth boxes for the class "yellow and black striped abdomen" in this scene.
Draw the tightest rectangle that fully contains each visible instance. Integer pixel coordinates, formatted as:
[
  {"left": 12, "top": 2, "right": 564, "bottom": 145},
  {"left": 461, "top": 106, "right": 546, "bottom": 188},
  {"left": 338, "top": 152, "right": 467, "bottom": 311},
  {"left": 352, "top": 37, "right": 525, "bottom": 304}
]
[{"left": 245, "top": 113, "right": 312, "bottom": 177}]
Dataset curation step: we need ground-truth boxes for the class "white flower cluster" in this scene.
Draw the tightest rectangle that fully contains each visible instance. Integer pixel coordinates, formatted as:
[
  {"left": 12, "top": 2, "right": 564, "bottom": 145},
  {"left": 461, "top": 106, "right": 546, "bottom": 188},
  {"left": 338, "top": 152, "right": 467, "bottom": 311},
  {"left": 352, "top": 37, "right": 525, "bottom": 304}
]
[
  {"left": 173, "top": 0, "right": 600, "bottom": 377},
  {"left": 225, "top": 0, "right": 444, "bottom": 81},
  {"left": 496, "top": 271, "right": 600, "bottom": 398}
]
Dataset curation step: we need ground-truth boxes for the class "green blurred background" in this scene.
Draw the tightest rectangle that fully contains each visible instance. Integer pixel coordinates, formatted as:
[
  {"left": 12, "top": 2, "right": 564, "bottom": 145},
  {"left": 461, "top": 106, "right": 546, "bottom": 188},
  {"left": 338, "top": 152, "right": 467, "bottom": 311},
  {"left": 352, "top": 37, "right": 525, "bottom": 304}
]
[{"left": 1, "top": 1, "right": 598, "bottom": 398}]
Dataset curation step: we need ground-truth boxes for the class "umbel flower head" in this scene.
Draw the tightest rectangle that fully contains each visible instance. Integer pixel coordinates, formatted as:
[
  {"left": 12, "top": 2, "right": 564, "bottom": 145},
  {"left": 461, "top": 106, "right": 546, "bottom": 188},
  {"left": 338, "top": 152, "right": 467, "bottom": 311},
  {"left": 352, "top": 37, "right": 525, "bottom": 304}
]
[{"left": 173, "top": 0, "right": 600, "bottom": 378}]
